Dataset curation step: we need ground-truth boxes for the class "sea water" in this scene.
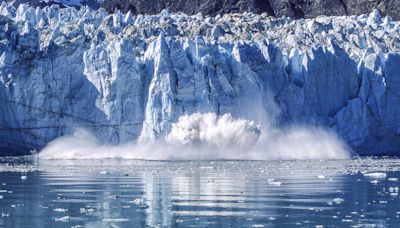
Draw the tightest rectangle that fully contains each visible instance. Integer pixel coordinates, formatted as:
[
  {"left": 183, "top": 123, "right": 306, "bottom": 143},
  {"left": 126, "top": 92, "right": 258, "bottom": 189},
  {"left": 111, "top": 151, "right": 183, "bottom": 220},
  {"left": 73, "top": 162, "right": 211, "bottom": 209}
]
[{"left": 0, "top": 157, "right": 399, "bottom": 227}]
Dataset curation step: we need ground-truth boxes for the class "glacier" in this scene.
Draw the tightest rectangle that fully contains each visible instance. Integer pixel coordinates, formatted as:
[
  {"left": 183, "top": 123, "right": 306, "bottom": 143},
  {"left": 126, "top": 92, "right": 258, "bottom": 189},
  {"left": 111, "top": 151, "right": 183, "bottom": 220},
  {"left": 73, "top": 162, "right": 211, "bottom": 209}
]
[{"left": 0, "top": 3, "right": 400, "bottom": 156}]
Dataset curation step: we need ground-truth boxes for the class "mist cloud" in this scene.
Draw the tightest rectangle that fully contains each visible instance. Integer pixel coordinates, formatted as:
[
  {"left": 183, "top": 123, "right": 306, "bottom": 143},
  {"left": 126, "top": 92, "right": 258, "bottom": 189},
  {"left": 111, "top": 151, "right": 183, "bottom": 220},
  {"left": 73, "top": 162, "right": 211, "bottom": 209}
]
[{"left": 39, "top": 113, "right": 351, "bottom": 160}]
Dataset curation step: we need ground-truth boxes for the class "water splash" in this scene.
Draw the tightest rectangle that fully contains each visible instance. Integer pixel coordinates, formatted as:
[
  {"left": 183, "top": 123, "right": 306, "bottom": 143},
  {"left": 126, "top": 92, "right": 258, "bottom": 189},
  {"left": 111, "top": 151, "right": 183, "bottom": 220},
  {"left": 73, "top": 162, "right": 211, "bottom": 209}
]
[{"left": 39, "top": 113, "right": 351, "bottom": 160}]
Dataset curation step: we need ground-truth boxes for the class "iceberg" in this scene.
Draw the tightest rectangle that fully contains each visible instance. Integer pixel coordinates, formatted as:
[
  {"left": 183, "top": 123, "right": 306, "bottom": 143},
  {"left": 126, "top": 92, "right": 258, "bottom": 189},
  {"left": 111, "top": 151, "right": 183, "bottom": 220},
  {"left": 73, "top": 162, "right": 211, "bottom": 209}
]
[{"left": 0, "top": 3, "right": 399, "bottom": 156}]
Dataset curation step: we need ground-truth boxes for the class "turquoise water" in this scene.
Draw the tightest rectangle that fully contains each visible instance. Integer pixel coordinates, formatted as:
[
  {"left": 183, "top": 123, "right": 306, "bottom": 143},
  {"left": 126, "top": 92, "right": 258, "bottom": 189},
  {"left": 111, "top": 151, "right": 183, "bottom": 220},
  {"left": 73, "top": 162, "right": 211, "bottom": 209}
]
[{"left": 0, "top": 157, "right": 399, "bottom": 227}]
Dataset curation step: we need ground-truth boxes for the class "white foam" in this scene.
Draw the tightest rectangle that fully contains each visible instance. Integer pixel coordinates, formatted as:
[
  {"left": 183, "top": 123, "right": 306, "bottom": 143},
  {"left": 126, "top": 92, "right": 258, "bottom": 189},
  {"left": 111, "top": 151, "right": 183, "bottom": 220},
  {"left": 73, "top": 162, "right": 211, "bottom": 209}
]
[
  {"left": 166, "top": 113, "right": 261, "bottom": 150},
  {"left": 39, "top": 113, "right": 351, "bottom": 160}
]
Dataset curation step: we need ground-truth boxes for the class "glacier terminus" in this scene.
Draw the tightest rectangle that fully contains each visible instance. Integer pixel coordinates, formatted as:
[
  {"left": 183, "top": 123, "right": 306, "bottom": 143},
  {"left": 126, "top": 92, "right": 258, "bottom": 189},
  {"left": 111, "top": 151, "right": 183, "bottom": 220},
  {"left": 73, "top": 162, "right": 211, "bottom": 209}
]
[{"left": 0, "top": 2, "right": 400, "bottom": 156}]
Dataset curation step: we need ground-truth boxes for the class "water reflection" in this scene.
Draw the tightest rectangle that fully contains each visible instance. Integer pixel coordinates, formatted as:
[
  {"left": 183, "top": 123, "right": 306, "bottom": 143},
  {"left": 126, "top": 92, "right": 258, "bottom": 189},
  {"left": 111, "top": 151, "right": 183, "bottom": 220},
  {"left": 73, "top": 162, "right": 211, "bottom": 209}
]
[{"left": 0, "top": 159, "right": 399, "bottom": 227}]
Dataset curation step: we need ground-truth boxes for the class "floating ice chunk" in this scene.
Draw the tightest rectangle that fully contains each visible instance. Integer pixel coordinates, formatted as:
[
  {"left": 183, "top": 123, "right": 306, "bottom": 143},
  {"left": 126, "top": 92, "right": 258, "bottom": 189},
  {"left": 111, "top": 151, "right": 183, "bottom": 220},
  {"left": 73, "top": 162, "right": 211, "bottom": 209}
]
[
  {"left": 55, "top": 216, "right": 70, "bottom": 222},
  {"left": 130, "top": 197, "right": 148, "bottom": 208},
  {"left": 269, "top": 181, "right": 282, "bottom": 186},
  {"left": 21, "top": 176, "right": 27, "bottom": 180},
  {"left": 342, "top": 219, "right": 353, "bottom": 223},
  {"left": 364, "top": 172, "right": 387, "bottom": 179},
  {"left": 99, "top": 171, "right": 108, "bottom": 175},
  {"left": 388, "top": 178, "right": 399, "bottom": 182},
  {"left": 71, "top": 225, "right": 84, "bottom": 228},
  {"left": 54, "top": 208, "right": 68, "bottom": 213},
  {"left": 80, "top": 208, "right": 95, "bottom": 213},
  {"left": 332, "top": 198, "right": 344, "bottom": 204},
  {"left": 103, "top": 218, "right": 130, "bottom": 222},
  {"left": 370, "top": 180, "right": 379, "bottom": 184},
  {"left": 0, "top": 195, "right": 3, "bottom": 199},
  {"left": 318, "top": 175, "right": 325, "bottom": 179}
]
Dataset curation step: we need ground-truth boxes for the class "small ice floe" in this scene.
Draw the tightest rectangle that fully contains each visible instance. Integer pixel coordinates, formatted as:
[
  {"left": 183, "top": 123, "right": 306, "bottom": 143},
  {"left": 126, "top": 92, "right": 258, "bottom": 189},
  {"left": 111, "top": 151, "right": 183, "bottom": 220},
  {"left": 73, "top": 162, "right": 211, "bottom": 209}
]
[
  {"left": 364, "top": 172, "right": 387, "bottom": 179},
  {"left": 341, "top": 219, "right": 353, "bottom": 223},
  {"left": 0, "top": 195, "right": 3, "bottom": 200},
  {"left": 267, "top": 179, "right": 281, "bottom": 186},
  {"left": 55, "top": 216, "right": 70, "bottom": 222},
  {"left": 1, "top": 213, "right": 10, "bottom": 217},
  {"left": 389, "top": 187, "right": 399, "bottom": 196},
  {"left": 131, "top": 198, "right": 143, "bottom": 205},
  {"left": 130, "top": 197, "right": 148, "bottom": 208},
  {"left": 332, "top": 198, "right": 344, "bottom": 205},
  {"left": 252, "top": 225, "right": 265, "bottom": 228},
  {"left": 99, "top": 171, "right": 108, "bottom": 175},
  {"left": 80, "top": 208, "right": 95, "bottom": 214},
  {"left": 21, "top": 175, "right": 27, "bottom": 180},
  {"left": 54, "top": 208, "right": 68, "bottom": 213},
  {"left": 269, "top": 181, "right": 282, "bottom": 186},
  {"left": 370, "top": 180, "right": 380, "bottom": 184},
  {"left": 318, "top": 175, "right": 325, "bottom": 179},
  {"left": 102, "top": 218, "right": 130, "bottom": 222},
  {"left": 388, "top": 178, "right": 399, "bottom": 182}
]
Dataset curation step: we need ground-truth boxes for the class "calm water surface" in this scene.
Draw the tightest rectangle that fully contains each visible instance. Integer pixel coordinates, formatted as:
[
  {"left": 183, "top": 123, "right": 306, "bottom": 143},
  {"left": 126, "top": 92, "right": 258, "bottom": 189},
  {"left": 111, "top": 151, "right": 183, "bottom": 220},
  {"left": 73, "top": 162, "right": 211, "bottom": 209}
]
[{"left": 0, "top": 157, "right": 399, "bottom": 227}]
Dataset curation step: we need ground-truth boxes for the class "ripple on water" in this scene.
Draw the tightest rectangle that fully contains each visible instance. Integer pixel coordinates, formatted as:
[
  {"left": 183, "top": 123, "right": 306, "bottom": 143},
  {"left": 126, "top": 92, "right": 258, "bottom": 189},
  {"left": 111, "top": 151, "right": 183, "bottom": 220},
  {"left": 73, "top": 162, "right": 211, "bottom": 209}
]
[{"left": 0, "top": 157, "right": 399, "bottom": 227}]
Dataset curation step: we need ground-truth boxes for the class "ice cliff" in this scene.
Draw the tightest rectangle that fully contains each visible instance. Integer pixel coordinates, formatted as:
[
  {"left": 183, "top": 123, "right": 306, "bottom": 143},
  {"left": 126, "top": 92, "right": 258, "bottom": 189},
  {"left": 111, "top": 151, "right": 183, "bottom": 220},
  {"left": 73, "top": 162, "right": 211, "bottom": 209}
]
[{"left": 0, "top": 3, "right": 400, "bottom": 156}]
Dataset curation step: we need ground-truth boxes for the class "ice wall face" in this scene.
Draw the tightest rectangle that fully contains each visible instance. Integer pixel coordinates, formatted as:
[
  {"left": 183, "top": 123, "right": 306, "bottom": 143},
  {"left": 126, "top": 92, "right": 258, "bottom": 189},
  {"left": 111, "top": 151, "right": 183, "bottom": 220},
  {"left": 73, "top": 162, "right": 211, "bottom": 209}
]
[{"left": 0, "top": 3, "right": 400, "bottom": 155}]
